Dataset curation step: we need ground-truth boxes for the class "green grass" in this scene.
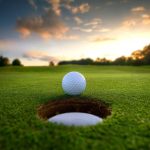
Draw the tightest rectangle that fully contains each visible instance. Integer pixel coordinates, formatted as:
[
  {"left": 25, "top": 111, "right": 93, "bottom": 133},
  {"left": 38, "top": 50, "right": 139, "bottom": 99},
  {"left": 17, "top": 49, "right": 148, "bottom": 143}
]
[{"left": 0, "top": 65, "right": 150, "bottom": 150}]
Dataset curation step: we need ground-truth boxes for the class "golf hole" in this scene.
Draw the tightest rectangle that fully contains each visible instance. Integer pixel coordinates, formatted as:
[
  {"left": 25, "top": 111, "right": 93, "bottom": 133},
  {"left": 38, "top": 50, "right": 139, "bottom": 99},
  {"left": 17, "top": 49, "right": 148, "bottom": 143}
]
[{"left": 37, "top": 97, "right": 111, "bottom": 126}]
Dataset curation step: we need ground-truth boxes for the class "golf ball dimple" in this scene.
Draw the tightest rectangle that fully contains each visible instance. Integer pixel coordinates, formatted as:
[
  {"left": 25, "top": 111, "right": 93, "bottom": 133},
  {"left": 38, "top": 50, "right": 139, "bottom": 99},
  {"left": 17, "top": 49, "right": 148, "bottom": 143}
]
[{"left": 62, "top": 72, "right": 86, "bottom": 95}]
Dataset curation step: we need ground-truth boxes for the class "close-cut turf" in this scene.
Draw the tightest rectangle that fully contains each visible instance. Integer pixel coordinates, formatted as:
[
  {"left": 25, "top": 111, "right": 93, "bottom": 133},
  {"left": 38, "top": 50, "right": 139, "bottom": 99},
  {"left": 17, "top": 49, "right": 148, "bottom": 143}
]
[{"left": 0, "top": 65, "right": 150, "bottom": 150}]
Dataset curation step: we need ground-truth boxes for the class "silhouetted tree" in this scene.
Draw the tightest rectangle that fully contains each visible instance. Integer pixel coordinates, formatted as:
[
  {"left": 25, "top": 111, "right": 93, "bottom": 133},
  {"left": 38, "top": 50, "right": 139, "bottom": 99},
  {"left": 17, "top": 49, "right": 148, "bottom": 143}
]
[
  {"left": 78, "top": 58, "right": 93, "bottom": 65},
  {"left": 96, "top": 57, "right": 101, "bottom": 62},
  {"left": 0, "top": 56, "right": 3, "bottom": 66},
  {"left": 12, "top": 59, "right": 22, "bottom": 66},
  {"left": 95, "top": 57, "right": 111, "bottom": 65},
  {"left": 113, "top": 56, "right": 127, "bottom": 65},
  {"left": 0, "top": 56, "right": 10, "bottom": 66},
  {"left": 129, "top": 44, "right": 150, "bottom": 65},
  {"left": 59, "top": 58, "right": 93, "bottom": 65},
  {"left": 131, "top": 50, "right": 144, "bottom": 60},
  {"left": 49, "top": 61, "right": 55, "bottom": 66},
  {"left": 58, "top": 43, "right": 150, "bottom": 66},
  {"left": 126, "top": 57, "right": 133, "bottom": 65},
  {"left": 142, "top": 44, "right": 150, "bottom": 65}
]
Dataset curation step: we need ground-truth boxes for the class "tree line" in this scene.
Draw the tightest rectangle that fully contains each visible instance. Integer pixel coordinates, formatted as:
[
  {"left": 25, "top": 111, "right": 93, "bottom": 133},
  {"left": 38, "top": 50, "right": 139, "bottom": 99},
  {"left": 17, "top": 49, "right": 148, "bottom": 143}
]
[
  {"left": 0, "top": 56, "right": 22, "bottom": 67},
  {"left": 1, "top": 43, "right": 150, "bottom": 67},
  {"left": 59, "top": 44, "right": 150, "bottom": 66}
]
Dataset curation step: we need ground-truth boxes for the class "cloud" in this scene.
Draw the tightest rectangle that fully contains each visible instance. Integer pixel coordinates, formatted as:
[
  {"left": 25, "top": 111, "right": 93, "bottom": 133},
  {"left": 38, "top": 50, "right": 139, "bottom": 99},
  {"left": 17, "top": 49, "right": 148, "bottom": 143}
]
[
  {"left": 106, "top": 1, "right": 114, "bottom": 5},
  {"left": 97, "top": 28, "right": 111, "bottom": 33},
  {"left": 73, "top": 18, "right": 102, "bottom": 32},
  {"left": 121, "top": 13, "right": 150, "bottom": 28},
  {"left": 122, "top": 19, "right": 136, "bottom": 28},
  {"left": 28, "top": 0, "right": 37, "bottom": 10},
  {"left": 72, "top": 3, "right": 90, "bottom": 14},
  {"left": 142, "top": 14, "right": 150, "bottom": 25},
  {"left": 16, "top": 9, "right": 69, "bottom": 39},
  {"left": 17, "top": 27, "right": 31, "bottom": 37},
  {"left": 80, "top": 28, "right": 93, "bottom": 32},
  {"left": 84, "top": 18, "right": 102, "bottom": 30},
  {"left": 121, "top": 0, "right": 132, "bottom": 3},
  {"left": 74, "top": 16, "right": 83, "bottom": 25},
  {"left": 131, "top": 6, "right": 145, "bottom": 12},
  {"left": 46, "top": 1, "right": 90, "bottom": 15},
  {"left": 62, "top": 34, "right": 79, "bottom": 40},
  {"left": 23, "top": 50, "right": 59, "bottom": 62},
  {"left": 0, "top": 40, "right": 17, "bottom": 50},
  {"left": 84, "top": 18, "right": 101, "bottom": 26},
  {"left": 90, "top": 36, "right": 115, "bottom": 42},
  {"left": 47, "top": 0, "right": 61, "bottom": 16},
  {"left": 72, "top": 18, "right": 102, "bottom": 33},
  {"left": 73, "top": 27, "right": 93, "bottom": 33},
  {"left": 65, "top": 3, "right": 90, "bottom": 14}
]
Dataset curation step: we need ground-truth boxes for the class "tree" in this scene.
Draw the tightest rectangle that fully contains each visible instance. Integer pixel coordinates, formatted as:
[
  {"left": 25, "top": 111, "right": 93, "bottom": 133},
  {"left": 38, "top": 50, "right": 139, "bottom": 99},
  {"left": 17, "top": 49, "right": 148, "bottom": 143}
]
[
  {"left": 0, "top": 56, "right": 10, "bottom": 66},
  {"left": 95, "top": 57, "right": 111, "bottom": 65},
  {"left": 130, "top": 44, "right": 150, "bottom": 65},
  {"left": 142, "top": 44, "right": 150, "bottom": 65},
  {"left": 49, "top": 61, "right": 55, "bottom": 66},
  {"left": 12, "top": 59, "right": 22, "bottom": 66},
  {"left": 127, "top": 50, "right": 144, "bottom": 65},
  {"left": 96, "top": 57, "right": 101, "bottom": 62},
  {"left": 58, "top": 58, "right": 94, "bottom": 65},
  {"left": 131, "top": 50, "right": 144, "bottom": 60},
  {"left": 0, "top": 56, "right": 3, "bottom": 66},
  {"left": 113, "top": 56, "right": 127, "bottom": 65}
]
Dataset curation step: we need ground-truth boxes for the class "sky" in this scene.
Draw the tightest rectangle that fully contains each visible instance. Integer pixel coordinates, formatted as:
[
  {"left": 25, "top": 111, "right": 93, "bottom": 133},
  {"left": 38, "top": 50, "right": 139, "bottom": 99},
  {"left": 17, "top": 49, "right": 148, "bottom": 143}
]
[{"left": 0, "top": 0, "right": 150, "bottom": 66}]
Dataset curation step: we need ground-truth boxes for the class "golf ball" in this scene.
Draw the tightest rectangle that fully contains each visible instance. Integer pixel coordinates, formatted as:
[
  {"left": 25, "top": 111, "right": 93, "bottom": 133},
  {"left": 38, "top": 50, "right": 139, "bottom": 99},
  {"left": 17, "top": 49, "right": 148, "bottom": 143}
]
[{"left": 62, "top": 72, "right": 86, "bottom": 95}]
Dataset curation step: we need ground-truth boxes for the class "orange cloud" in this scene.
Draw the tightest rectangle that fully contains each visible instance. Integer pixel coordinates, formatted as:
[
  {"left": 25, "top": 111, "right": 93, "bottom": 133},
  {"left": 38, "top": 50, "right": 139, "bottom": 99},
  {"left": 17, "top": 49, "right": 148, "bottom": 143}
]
[
  {"left": 90, "top": 36, "right": 115, "bottom": 42},
  {"left": 65, "top": 3, "right": 90, "bottom": 14},
  {"left": 62, "top": 35, "right": 79, "bottom": 40},
  {"left": 0, "top": 40, "right": 17, "bottom": 49},
  {"left": 84, "top": 18, "right": 101, "bottom": 26},
  {"left": 142, "top": 14, "right": 150, "bottom": 25},
  {"left": 122, "top": 19, "right": 136, "bottom": 28},
  {"left": 131, "top": 6, "right": 145, "bottom": 12},
  {"left": 84, "top": 18, "right": 102, "bottom": 30},
  {"left": 72, "top": 3, "right": 90, "bottom": 14},
  {"left": 16, "top": 9, "right": 69, "bottom": 39},
  {"left": 74, "top": 16, "right": 83, "bottom": 25},
  {"left": 97, "top": 28, "right": 111, "bottom": 33},
  {"left": 47, "top": 0, "right": 61, "bottom": 16},
  {"left": 23, "top": 50, "right": 59, "bottom": 62},
  {"left": 46, "top": 0, "right": 90, "bottom": 15},
  {"left": 72, "top": 18, "right": 102, "bottom": 33},
  {"left": 17, "top": 27, "right": 31, "bottom": 37}
]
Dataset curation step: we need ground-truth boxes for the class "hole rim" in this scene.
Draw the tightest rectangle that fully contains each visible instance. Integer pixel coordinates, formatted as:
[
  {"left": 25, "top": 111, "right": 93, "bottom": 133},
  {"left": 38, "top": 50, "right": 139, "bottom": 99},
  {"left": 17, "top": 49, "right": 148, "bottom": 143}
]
[{"left": 37, "top": 96, "right": 111, "bottom": 120}]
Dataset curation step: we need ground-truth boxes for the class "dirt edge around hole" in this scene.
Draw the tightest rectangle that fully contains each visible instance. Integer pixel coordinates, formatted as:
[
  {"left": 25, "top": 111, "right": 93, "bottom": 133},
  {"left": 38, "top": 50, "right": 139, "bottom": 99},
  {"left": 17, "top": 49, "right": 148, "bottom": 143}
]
[{"left": 37, "top": 97, "right": 111, "bottom": 120}]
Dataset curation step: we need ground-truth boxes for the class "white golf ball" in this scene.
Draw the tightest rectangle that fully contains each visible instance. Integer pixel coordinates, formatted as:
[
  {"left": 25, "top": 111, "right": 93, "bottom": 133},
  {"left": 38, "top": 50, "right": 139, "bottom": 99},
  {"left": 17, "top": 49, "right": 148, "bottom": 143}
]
[{"left": 62, "top": 72, "right": 86, "bottom": 95}]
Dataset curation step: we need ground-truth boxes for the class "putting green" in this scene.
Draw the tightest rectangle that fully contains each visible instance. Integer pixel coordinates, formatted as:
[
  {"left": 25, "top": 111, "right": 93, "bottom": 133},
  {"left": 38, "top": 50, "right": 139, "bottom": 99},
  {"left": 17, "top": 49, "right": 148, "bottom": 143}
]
[{"left": 0, "top": 65, "right": 150, "bottom": 150}]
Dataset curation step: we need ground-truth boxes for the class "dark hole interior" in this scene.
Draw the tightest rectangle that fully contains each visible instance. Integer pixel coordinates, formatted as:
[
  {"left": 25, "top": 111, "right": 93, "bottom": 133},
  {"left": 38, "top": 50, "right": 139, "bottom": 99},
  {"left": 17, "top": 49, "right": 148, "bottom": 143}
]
[{"left": 37, "top": 97, "right": 111, "bottom": 120}]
